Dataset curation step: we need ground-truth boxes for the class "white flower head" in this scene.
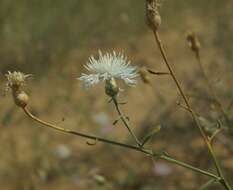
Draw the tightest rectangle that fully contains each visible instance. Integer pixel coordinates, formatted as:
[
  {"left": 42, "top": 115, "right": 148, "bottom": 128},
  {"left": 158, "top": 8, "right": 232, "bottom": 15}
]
[{"left": 78, "top": 51, "right": 138, "bottom": 88}]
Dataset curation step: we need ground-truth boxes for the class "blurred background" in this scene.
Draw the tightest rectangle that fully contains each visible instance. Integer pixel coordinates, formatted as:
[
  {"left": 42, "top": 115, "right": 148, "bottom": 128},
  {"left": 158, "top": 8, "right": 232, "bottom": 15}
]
[{"left": 0, "top": 0, "right": 233, "bottom": 189}]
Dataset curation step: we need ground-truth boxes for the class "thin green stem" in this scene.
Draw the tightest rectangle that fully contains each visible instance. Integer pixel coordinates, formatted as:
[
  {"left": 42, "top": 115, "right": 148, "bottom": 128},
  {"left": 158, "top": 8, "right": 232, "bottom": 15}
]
[
  {"left": 153, "top": 31, "right": 207, "bottom": 142},
  {"left": 158, "top": 154, "right": 219, "bottom": 180},
  {"left": 22, "top": 107, "right": 140, "bottom": 150},
  {"left": 22, "top": 106, "right": 220, "bottom": 181},
  {"left": 112, "top": 97, "right": 141, "bottom": 146},
  {"left": 152, "top": 30, "right": 231, "bottom": 190},
  {"left": 195, "top": 52, "right": 232, "bottom": 189}
]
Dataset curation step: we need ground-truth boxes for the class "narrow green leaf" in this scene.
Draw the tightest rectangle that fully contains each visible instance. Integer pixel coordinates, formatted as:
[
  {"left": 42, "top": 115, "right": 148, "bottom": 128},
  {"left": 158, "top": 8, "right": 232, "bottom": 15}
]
[
  {"left": 112, "top": 119, "right": 119, "bottom": 125},
  {"left": 141, "top": 125, "right": 161, "bottom": 147},
  {"left": 199, "top": 179, "right": 216, "bottom": 190}
]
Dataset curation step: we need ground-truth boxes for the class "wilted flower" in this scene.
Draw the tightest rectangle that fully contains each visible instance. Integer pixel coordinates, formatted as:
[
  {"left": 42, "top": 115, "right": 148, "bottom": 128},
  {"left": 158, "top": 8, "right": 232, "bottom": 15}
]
[
  {"left": 78, "top": 51, "right": 138, "bottom": 88},
  {"left": 5, "top": 71, "right": 32, "bottom": 91},
  {"left": 5, "top": 71, "right": 31, "bottom": 108}
]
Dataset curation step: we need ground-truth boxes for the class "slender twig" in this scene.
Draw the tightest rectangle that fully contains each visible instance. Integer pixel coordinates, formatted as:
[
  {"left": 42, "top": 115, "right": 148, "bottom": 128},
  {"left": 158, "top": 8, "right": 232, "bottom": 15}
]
[
  {"left": 112, "top": 97, "right": 141, "bottom": 146},
  {"left": 195, "top": 52, "right": 232, "bottom": 128},
  {"left": 209, "top": 128, "right": 223, "bottom": 143},
  {"left": 22, "top": 106, "right": 220, "bottom": 181},
  {"left": 22, "top": 107, "right": 140, "bottom": 151},
  {"left": 152, "top": 30, "right": 231, "bottom": 190},
  {"left": 176, "top": 101, "right": 193, "bottom": 113},
  {"left": 153, "top": 31, "right": 208, "bottom": 140}
]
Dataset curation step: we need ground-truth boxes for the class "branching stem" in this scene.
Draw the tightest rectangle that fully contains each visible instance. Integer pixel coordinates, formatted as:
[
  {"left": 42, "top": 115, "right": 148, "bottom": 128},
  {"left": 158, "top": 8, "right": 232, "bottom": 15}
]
[
  {"left": 22, "top": 106, "right": 220, "bottom": 181},
  {"left": 195, "top": 52, "right": 232, "bottom": 129},
  {"left": 112, "top": 96, "right": 141, "bottom": 147},
  {"left": 152, "top": 30, "right": 231, "bottom": 190}
]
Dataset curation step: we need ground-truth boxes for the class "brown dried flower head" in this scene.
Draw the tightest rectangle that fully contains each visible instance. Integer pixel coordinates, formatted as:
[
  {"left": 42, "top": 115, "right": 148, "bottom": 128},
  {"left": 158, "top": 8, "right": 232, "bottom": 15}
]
[
  {"left": 5, "top": 71, "right": 32, "bottom": 91},
  {"left": 146, "top": 0, "right": 162, "bottom": 31},
  {"left": 5, "top": 71, "right": 31, "bottom": 108},
  {"left": 186, "top": 31, "right": 201, "bottom": 53}
]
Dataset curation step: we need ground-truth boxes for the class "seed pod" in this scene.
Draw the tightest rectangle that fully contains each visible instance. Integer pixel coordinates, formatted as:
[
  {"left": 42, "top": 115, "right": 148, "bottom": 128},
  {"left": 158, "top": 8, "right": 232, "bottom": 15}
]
[{"left": 13, "top": 90, "right": 29, "bottom": 108}]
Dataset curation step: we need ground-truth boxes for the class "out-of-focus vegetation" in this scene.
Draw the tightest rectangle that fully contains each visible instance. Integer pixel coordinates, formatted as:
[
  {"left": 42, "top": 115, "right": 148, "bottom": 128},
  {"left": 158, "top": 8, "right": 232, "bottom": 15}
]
[
  {"left": 1, "top": 0, "right": 233, "bottom": 74},
  {"left": 0, "top": 0, "right": 233, "bottom": 189}
]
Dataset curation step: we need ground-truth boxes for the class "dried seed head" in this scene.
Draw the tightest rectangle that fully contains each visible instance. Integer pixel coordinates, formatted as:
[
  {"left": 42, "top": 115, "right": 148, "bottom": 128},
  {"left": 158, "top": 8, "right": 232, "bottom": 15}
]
[
  {"left": 186, "top": 31, "right": 201, "bottom": 54},
  {"left": 105, "top": 78, "right": 119, "bottom": 97},
  {"left": 146, "top": 0, "right": 162, "bottom": 31},
  {"left": 5, "top": 71, "right": 32, "bottom": 91},
  {"left": 13, "top": 90, "right": 29, "bottom": 108},
  {"left": 5, "top": 71, "right": 31, "bottom": 107}
]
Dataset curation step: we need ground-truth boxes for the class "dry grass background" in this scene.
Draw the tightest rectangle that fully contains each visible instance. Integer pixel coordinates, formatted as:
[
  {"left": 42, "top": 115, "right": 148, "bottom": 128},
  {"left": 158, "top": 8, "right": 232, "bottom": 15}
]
[{"left": 0, "top": 0, "right": 233, "bottom": 189}]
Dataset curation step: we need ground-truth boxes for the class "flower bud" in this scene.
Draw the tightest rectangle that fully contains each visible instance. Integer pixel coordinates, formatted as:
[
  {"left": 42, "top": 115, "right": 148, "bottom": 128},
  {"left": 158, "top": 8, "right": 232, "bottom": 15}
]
[
  {"left": 146, "top": 0, "right": 161, "bottom": 31},
  {"left": 186, "top": 31, "right": 201, "bottom": 53},
  {"left": 139, "top": 67, "right": 150, "bottom": 84},
  {"left": 105, "top": 78, "right": 119, "bottom": 97},
  {"left": 13, "top": 90, "right": 29, "bottom": 108}
]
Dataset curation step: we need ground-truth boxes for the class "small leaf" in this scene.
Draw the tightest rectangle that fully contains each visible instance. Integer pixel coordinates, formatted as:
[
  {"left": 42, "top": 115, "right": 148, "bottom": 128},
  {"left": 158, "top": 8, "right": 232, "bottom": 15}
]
[
  {"left": 112, "top": 119, "right": 119, "bottom": 125},
  {"left": 118, "top": 101, "right": 127, "bottom": 105},
  {"left": 126, "top": 116, "right": 130, "bottom": 121},
  {"left": 147, "top": 69, "right": 170, "bottom": 75},
  {"left": 198, "top": 116, "right": 219, "bottom": 133},
  {"left": 199, "top": 179, "right": 216, "bottom": 190},
  {"left": 141, "top": 125, "right": 161, "bottom": 147},
  {"left": 108, "top": 98, "right": 113, "bottom": 103}
]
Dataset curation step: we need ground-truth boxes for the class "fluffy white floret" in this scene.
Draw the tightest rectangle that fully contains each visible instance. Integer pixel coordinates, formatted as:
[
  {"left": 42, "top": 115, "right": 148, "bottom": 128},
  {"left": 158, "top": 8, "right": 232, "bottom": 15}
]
[{"left": 79, "top": 51, "right": 138, "bottom": 88}]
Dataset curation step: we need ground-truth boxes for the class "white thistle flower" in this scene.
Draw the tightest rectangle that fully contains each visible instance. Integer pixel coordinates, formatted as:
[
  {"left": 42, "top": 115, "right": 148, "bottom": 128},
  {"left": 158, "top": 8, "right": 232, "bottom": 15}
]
[{"left": 78, "top": 51, "right": 138, "bottom": 88}]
